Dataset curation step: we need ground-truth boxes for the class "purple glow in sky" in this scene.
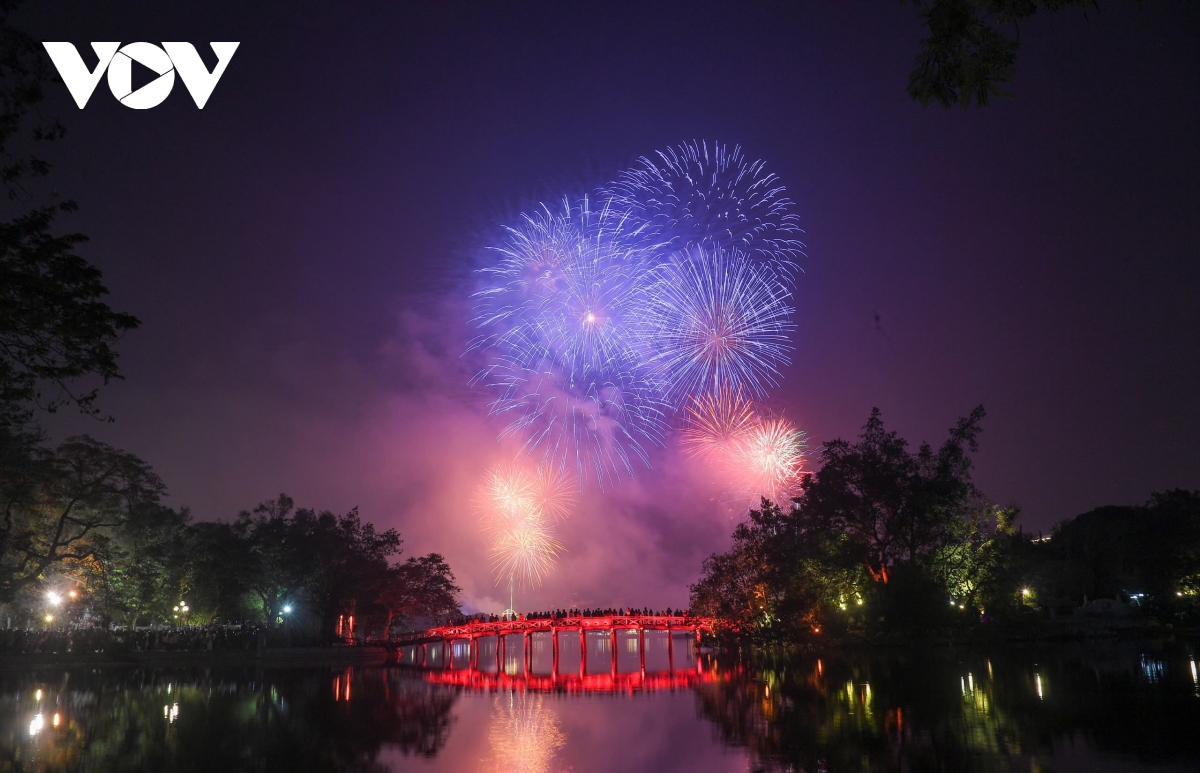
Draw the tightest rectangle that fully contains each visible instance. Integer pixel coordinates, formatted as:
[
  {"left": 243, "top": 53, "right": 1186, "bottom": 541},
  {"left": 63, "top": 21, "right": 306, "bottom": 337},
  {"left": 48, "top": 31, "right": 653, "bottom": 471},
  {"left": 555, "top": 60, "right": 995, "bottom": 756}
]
[{"left": 22, "top": 1, "right": 1200, "bottom": 611}]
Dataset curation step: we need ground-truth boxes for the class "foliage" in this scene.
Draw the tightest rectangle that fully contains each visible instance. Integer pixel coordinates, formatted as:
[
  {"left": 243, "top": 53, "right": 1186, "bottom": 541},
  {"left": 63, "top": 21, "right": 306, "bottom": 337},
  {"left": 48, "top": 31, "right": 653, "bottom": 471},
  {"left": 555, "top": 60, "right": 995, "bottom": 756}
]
[
  {"left": 0, "top": 435, "right": 166, "bottom": 604},
  {"left": 83, "top": 504, "right": 190, "bottom": 626},
  {"left": 373, "top": 553, "right": 462, "bottom": 634},
  {"left": 692, "top": 406, "right": 994, "bottom": 642},
  {"left": 796, "top": 405, "right": 986, "bottom": 586},
  {"left": 0, "top": 2, "right": 139, "bottom": 433},
  {"left": 217, "top": 493, "right": 462, "bottom": 639},
  {"left": 906, "top": 0, "right": 1100, "bottom": 108},
  {"left": 1035, "top": 489, "right": 1200, "bottom": 620}
]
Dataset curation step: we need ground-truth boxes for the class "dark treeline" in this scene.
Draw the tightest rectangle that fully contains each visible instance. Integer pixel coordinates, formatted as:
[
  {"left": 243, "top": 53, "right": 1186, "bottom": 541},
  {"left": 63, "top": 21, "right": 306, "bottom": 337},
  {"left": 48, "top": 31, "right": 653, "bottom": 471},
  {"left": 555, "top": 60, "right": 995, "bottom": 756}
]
[
  {"left": 0, "top": 450, "right": 464, "bottom": 639},
  {"left": 0, "top": 8, "right": 461, "bottom": 642},
  {"left": 691, "top": 407, "right": 1200, "bottom": 643}
]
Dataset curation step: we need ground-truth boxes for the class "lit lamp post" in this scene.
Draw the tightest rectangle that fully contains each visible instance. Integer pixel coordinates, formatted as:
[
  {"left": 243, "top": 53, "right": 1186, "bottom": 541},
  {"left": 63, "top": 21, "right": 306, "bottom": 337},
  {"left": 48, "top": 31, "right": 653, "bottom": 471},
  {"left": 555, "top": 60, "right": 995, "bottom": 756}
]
[
  {"left": 43, "top": 591, "right": 63, "bottom": 628},
  {"left": 172, "top": 602, "right": 190, "bottom": 626}
]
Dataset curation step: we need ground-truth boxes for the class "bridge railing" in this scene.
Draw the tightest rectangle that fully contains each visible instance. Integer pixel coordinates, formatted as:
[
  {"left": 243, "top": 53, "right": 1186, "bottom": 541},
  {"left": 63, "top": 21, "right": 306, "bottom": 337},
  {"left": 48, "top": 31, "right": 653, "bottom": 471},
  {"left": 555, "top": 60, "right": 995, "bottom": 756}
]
[{"left": 390, "top": 614, "right": 713, "bottom": 645}]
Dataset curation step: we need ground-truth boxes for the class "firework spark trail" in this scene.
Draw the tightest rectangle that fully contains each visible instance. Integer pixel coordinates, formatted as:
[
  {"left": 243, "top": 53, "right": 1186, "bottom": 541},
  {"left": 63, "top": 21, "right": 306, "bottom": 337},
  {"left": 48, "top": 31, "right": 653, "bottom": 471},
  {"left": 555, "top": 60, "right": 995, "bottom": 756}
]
[
  {"left": 735, "top": 415, "right": 807, "bottom": 506},
  {"left": 600, "top": 139, "right": 805, "bottom": 280},
  {"left": 470, "top": 197, "right": 670, "bottom": 488},
  {"left": 470, "top": 143, "right": 804, "bottom": 492},
  {"left": 683, "top": 392, "right": 807, "bottom": 507},
  {"left": 681, "top": 388, "right": 758, "bottom": 463},
  {"left": 477, "top": 464, "right": 574, "bottom": 589},
  {"left": 634, "top": 245, "right": 795, "bottom": 406}
]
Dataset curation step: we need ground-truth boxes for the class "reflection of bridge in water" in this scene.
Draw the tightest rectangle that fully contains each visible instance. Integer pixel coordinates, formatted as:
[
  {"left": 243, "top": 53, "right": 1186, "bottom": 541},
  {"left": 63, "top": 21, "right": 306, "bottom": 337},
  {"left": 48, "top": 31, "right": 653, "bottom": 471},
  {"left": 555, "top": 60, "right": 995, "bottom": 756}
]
[{"left": 389, "top": 614, "right": 715, "bottom": 693}]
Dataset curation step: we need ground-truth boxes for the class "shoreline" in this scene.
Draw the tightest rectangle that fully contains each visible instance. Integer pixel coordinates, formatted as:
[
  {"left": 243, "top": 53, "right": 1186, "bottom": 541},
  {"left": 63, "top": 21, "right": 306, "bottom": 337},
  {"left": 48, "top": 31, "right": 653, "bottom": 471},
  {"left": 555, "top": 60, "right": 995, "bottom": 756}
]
[{"left": 0, "top": 644, "right": 393, "bottom": 671}]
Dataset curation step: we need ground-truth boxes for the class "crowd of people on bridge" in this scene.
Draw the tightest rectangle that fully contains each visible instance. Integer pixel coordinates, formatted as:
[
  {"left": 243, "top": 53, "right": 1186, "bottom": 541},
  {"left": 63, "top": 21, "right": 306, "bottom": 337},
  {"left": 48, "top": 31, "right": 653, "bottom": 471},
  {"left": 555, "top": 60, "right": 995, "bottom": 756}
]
[
  {"left": 524, "top": 608, "right": 693, "bottom": 621},
  {"left": 426, "top": 608, "right": 694, "bottom": 628}
]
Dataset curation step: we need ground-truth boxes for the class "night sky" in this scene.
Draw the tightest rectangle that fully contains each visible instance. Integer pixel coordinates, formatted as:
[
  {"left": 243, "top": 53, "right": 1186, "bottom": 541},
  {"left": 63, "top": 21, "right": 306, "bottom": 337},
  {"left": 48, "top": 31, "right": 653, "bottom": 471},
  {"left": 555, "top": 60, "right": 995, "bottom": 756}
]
[{"left": 19, "top": 1, "right": 1200, "bottom": 611}]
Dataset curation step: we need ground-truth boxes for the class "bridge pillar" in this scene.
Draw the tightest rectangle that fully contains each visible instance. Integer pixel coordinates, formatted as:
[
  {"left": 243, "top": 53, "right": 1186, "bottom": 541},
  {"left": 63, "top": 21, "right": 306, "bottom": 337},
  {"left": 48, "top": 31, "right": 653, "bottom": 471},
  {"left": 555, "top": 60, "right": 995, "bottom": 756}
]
[
  {"left": 580, "top": 628, "right": 586, "bottom": 676},
  {"left": 552, "top": 628, "right": 559, "bottom": 675},
  {"left": 667, "top": 626, "right": 674, "bottom": 672},
  {"left": 497, "top": 633, "right": 504, "bottom": 673},
  {"left": 639, "top": 627, "right": 645, "bottom": 676},
  {"left": 610, "top": 627, "right": 617, "bottom": 677}
]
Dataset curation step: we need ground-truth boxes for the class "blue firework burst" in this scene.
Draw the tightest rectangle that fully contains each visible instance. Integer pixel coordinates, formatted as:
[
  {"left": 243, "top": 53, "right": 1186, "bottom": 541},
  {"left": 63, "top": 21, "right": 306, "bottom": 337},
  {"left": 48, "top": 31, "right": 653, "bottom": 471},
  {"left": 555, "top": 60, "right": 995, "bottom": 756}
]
[
  {"left": 633, "top": 245, "right": 795, "bottom": 407},
  {"left": 600, "top": 140, "right": 805, "bottom": 279},
  {"left": 470, "top": 197, "right": 670, "bottom": 488}
]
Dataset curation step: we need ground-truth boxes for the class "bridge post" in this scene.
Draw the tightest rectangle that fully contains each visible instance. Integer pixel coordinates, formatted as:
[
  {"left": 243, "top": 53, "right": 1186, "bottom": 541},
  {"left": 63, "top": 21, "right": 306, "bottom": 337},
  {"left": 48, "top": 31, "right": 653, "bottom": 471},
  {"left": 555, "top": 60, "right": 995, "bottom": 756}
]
[
  {"left": 610, "top": 626, "right": 617, "bottom": 677},
  {"left": 639, "top": 626, "right": 645, "bottom": 676},
  {"left": 497, "top": 634, "right": 504, "bottom": 673},
  {"left": 552, "top": 628, "right": 559, "bottom": 676},
  {"left": 580, "top": 628, "right": 587, "bottom": 676},
  {"left": 667, "top": 626, "right": 674, "bottom": 672}
]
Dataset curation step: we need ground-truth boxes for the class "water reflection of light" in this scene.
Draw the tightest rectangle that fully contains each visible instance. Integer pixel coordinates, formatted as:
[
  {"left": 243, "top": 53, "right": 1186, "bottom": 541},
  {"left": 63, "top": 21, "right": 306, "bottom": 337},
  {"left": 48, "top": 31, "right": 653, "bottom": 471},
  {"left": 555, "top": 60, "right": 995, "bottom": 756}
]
[
  {"left": 1140, "top": 656, "right": 1164, "bottom": 683},
  {"left": 35, "top": 689, "right": 42, "bottom": 702},
  {"left": 482, "top": 691, "right": 565, "bottom": 773},
  {"left": 163, "top": 703, "right": 179, "bottom": 723},
  {"left": 29, "top": 713, "right": 44, "bottom": 736},
  {"left": 52, "top": 713, "right": 60, "bottom": 728},
  {"left": 333, "top": 669, "right": 353, "bottom": 701},
  {"left": 1191, "top": 660, "right": 1198, "bottom": 694},
  {"left": 1035, "top": 673, "right": 1043, "bottom": 700}
]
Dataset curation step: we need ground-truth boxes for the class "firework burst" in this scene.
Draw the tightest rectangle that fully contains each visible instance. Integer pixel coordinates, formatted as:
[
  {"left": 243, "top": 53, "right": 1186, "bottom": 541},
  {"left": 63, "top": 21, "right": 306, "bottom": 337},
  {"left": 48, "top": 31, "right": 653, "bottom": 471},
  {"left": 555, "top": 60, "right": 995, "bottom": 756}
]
[
  {"left": 600, "top": 140, "right": 805, "bottom": 279},
  {"left": 734, "top": 415, "right": 807, "bottom": 506},
  {"left": 683, "top": 393, "right": 807, "bottom": 507},
  {"left": 471, "top": 197, "right": 670, "bottom": 488},
  {"left": 680, "top": 388, "right": 758, "bottom": 463},
  {"left": 634, "top": 246, "right": 795, "bottom": 406},
  {"left": 477, "top": 464, "right": 574, "bottom": 590}
]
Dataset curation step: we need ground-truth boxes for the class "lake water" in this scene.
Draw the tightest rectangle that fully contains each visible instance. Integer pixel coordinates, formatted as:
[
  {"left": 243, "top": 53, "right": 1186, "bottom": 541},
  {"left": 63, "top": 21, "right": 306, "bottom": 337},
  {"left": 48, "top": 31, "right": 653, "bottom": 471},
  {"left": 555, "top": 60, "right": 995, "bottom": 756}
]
[{"left": 6, "top": 639, "right": 1199, "bottom": 772}]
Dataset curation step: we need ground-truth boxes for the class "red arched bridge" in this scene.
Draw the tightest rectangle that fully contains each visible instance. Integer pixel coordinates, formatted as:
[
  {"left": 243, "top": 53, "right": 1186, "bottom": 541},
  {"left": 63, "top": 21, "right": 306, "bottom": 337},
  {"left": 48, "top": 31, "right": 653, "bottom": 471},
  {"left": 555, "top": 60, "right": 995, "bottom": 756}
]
[{"left": 388, "top": 612, "right": 715, "bottom": 693}]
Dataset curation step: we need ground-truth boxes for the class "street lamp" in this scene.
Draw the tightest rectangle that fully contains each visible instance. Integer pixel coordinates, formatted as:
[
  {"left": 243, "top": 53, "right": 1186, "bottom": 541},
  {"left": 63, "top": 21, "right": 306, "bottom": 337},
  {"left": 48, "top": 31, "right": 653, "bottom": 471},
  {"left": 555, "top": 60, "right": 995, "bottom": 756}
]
[
  {"left": 45, "top": 591, "right": 61, "bottom": 606},
  {"left": 282, "top": 605, "right": 292, "bottom": 614}
]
